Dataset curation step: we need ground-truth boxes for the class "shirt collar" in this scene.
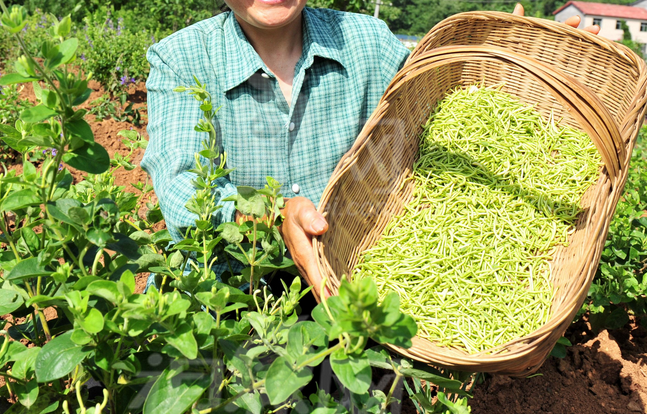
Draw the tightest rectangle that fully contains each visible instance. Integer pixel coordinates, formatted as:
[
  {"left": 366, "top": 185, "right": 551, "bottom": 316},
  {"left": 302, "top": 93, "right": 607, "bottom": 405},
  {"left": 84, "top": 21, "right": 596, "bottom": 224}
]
[
  {"left": 222, "top": 13, "right": 266, "bottom": 92},
  {"left": 301, "top": 7, "right": 345, "bottom": 70},
  {"left": 221, "top": 8, "right": 345, "bottom": 92}
]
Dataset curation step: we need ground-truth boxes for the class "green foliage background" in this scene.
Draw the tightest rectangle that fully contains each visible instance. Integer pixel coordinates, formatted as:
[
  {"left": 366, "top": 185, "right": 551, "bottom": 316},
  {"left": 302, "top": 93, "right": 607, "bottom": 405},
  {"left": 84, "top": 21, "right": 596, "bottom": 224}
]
[{"left": 3, "top": 0, "right": 642, "bottom": 36}]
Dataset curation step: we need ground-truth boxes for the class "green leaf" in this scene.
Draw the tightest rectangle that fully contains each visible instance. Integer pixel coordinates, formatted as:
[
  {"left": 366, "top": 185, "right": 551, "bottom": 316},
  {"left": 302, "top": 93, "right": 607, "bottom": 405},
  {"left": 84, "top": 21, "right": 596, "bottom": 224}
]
[
  {"left": 78, "top": 308, "right": 104, "bottom": 334},
  {"left": 556, "top": 336, "right": 572, "bottom": 346},
  {"left": 364, "top": 347, "right": 391, "bottom": 370},
  {"left": 22, "top": 160, "right": 37, "bottom": 182},
  {"left": 106, "top": 234, "right": 140, "bottom": 260},
  {"left": 86, "top": 280, "right": 121, "bottom": 303},
  {"left": 72, "top": 88, "right": 92, "bottom": 106},
  {"left": 550, "top": 342, "right": 567, "bottom": 359},
  {"left": 121, "top": 270, "right": 136, "bottom": 294},
  {"left": 192, "top": 312, "right": 213, "bottom": 335},
  {"left": 14, "top": 379, "right": 39, "bottom": 408},
  {"left": 1, "top": 189, "right": 41, "bottom": 213},
  {"left": 233, "top": 387, "right": 263, "bottom": 414},
  {"left": 265, "top": 356, "right": 313, "bottom": 404},
  {"left": 136, "top": 254, "right": 165, "bottom": 272},
  {"left": 311, "top": 301, "right": 335, "bottom": 336},
  {"left": 62, "top": 141, "right": 110, "bottom": 174},
  {"left": 166, "top": 323, "right": 198, "bottom": 359},
  {"left": 398, "top": 367, "right": 467, "bottom": 392},
  {"left": 11, "top": 347, "right": 40, "bottom": 379},
  {"left": 20, "top": 105, "right": 58, "bottom": 123},
  {"left": 55, "top": 16, "right": 72, "bottom": 38},
  {"left": 66, "top": 119, "right": 94, "bottom": 143},
  {"left": 87, "top": 229, "right": 111, "bottom": 246},
  {"left": 436, "top": 392, "right": 471, "bottom": 414},
  {"left": 221, "top": 223, "right": 244, "bottom": 244},
  {"left": 117, "top": 130, "right": 139, "bottom": 141},
  {"left": 606, "top": 307, "right": 630, "bottom": 329},
  {"left": 32, "top": 123, "right": 56, "bottom": 140},
  {"left": 236, "top": 186, "right": 265, "bottom": 218},
  {"left": 68, "top": 207, "right": 89, "bottom": 224},
  {"left": 0, "top": 289, "right": 25, "bottom": 314},
  {"left": 143, "top": 368, "right": 211, "bottom": 414},
  {"left": 130, "top": 230, "right": 153, "bottom": 245},
  {"left": 329, "top": 349, "right": 371, "bottom": 394},
  {"left": 70, "top": 329, "right": 92, "bottom": 345},
  {"left": 0, "top": 73, "right": 39, "bottom": 85},
  {"left": 0, "top": 124, "right": 21, "bottom": 140},
  {"left": 5, "top": 257, "right": 52, "bottom": 281},
  {"left": 18, "top": 135, "right": 56, "bottom": 148},
  {"left": 0, "top": 338, "right": 27, "bottom": 366},
  {"left": 43, "top": 90, "right": 58, "bottom": 109},
  {"left": 152, "top": 230, "right": 173, "bottom": 245},
  {"left": 166, "top": 296, "right": 191, "bottom": 317},
  {"left": 35, "top": 331, "right": 92, "bottom": 382},
  {"left": 25, "top": 295, "right": 66, "bottom": 308},
  {"left": 57, "top": 38, "right": 78, "bottom": 65},
  {"left": 0, "top": 124, "right": 27, "bottom": 152},
  {"left": 287, "top": 321, "right": 328, "bottom": 364},
  {"left": 168, "top": 250, "right": 185, "bottom": 269}
]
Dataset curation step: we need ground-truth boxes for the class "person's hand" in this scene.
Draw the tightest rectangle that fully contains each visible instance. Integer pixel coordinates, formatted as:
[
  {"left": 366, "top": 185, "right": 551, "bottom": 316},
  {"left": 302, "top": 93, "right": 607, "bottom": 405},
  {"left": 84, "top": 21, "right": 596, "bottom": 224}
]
[
  {"left": 512, "top": 3, "right": 600, "bottom": 35},
  {"left": 281, "top": 197, "right": 331, "bottom": 301}
]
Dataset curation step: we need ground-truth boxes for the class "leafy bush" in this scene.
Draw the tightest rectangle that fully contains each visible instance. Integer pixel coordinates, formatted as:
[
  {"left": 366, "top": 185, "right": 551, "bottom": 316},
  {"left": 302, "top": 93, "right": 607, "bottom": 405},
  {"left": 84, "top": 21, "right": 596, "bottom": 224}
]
[
  {"left": 0, "top": 82, "right": 29, "bottom": 163},
  {"left": 584, "top": 127, "right": 647, "bottom": 329},
  {"left": 7, "top": 0, "right": 221, "bottom": 32},
  {"left": 0, "top": 5, "right": 469, "bottom": 412},
  {"left": 77, "top": 8, "right": 156, "bottom": 97}
]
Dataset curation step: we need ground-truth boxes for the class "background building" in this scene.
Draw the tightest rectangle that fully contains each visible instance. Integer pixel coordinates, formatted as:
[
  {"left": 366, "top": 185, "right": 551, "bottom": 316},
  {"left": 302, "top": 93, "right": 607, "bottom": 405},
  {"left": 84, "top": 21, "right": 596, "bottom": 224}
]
[{"left": 554, "top": 1, "right": 647, "bottom": 44}]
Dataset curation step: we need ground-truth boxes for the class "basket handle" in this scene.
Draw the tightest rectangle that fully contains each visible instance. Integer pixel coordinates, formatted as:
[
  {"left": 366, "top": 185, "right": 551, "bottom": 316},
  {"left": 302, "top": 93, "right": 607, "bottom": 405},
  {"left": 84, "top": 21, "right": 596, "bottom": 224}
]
[{"left": 385, "top": 45, "right": 624, "bottom": 181}]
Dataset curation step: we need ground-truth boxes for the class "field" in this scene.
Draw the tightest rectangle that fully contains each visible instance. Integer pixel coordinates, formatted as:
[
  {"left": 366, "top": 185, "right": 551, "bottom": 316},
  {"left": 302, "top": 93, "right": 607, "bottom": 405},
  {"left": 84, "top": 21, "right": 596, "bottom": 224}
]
[{"left": 1, "top": 3, "right": 647, "bottom": 414}]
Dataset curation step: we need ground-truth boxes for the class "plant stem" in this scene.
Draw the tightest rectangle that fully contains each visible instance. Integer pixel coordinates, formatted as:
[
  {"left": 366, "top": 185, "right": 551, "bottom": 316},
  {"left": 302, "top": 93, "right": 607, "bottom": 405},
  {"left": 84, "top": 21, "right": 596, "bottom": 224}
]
[
  {"left": 249, "top": 220, "right": 258, "bottom": 295},
  {"left": 198, "top": 380, "right": 265, "bottom": 414},
  {"left": 23, "top": 282, "right": 52, "bottom": 341},
  {"left": 0, "top": 370, "right": 28, "bottom": 384},
  {"left": 92, "top": 248, "right": 103, "bottom": 275},
  {"left": 0, "top": 213, "right": 20, "bottom": 261},
  {"left": 47, "top": 149, "right": 65, "bottom": 201},
  {"left": 381, "top": 368, "right": 403, "bottom": 414}
]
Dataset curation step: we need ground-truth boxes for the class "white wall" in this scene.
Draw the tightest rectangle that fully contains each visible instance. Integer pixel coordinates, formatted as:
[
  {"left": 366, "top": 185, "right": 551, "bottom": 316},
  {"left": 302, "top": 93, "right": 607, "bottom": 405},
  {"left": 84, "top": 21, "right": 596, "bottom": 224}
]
[
  {"left": 555, "top": 5, "right": 585, "bottom": 28},
  {"left": 585, "top": 16, "right": 647, "bottom": 43},
  {"left": 634, "top": 0, "right": 647, "bottom": 10}
]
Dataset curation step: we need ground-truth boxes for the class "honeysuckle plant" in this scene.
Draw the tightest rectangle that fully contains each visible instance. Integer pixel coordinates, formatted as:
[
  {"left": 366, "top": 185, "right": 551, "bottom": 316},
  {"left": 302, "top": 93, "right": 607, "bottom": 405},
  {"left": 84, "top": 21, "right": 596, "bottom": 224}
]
[{"left": 0, "top": 4, "right": 471, "bottom": 414}]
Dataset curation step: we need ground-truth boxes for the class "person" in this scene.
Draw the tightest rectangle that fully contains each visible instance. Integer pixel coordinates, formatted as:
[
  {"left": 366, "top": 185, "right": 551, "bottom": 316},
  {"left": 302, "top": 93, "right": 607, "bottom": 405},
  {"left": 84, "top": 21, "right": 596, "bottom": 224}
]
[{"left": 141, "top": 1, "right": 599, "bottom": 300}]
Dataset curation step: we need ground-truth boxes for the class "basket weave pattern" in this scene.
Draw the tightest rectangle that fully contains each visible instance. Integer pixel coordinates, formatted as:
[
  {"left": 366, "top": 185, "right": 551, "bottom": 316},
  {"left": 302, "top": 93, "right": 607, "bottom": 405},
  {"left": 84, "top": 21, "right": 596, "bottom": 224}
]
[{"left": 313, "top": 12, "right": 647, "bottom": 375}]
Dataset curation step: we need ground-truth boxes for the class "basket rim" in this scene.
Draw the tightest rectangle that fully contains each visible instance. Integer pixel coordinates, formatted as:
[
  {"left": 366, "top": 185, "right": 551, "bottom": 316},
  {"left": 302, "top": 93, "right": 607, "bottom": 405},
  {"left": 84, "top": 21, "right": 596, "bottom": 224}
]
[{"left": 409, "top": 11, "right": 647, "bottom": 71}]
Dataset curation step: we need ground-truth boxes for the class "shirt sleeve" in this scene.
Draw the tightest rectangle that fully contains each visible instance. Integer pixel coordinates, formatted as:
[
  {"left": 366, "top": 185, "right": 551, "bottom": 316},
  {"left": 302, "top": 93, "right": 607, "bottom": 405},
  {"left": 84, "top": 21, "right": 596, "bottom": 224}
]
[
  {"left": 377, "top": 22, "right": 411, "bottom": 91},
  {"left": 142, "top": 43, "right": 238, "bottom": 243}
]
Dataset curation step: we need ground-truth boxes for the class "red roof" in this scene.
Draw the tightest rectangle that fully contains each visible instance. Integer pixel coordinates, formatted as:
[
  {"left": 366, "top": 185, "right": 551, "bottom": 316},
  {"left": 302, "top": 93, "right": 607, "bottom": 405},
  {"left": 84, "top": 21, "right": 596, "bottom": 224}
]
[{"left": 554, "top": 1, "right": 647, "bottom": 20}]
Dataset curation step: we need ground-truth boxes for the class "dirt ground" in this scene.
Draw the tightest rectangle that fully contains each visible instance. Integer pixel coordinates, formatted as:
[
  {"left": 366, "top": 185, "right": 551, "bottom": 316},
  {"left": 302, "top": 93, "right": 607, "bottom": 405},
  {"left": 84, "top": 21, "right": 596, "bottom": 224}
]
[
  {"left": 5, "top": 81, "right": 647, "bottom": 414},
  {"left": 469, "top": 317, "right": 647, "bottom": 413}
]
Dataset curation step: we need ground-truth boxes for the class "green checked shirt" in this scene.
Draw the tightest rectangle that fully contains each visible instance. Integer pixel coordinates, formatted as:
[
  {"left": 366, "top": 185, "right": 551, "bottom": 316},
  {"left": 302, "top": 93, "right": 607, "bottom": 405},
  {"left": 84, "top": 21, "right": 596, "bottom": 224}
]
[{"left": 142, "top": 7, "right": 410, "bottom": 242}]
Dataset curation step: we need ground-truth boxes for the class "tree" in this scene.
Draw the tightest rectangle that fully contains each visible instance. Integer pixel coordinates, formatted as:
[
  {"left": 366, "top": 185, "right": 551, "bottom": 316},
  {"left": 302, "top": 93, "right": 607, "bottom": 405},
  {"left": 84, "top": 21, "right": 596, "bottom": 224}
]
[{"left": 619, "top": 19, "right": 644, "bottom": 58}]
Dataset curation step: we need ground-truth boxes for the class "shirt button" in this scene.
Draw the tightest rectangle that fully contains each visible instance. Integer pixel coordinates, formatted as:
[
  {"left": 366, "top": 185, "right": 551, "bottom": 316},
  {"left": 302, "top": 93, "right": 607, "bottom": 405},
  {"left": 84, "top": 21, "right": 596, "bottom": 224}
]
[
  {"left": 289, "top": 122, "right": 295, "bottom": 131},
  {"left": 291, "top": 183, "right": 300, "bottom": 194},
  {"left": 261, "top": 73, "right": 270, "bottom": 79}
]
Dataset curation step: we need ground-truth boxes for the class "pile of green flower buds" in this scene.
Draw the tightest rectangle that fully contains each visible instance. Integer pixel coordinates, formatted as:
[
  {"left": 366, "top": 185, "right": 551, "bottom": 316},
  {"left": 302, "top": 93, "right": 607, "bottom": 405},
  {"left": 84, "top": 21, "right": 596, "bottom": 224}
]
[{"left": 355, "top": 86, "right": 601, "bottom": 353}]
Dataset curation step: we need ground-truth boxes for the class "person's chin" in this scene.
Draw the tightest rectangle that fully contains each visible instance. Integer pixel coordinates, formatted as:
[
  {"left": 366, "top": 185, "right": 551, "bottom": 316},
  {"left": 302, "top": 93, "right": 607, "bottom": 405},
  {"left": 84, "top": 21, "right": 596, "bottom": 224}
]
[{"left": 250, "top": 10, "right": 301, "bottom": 29}]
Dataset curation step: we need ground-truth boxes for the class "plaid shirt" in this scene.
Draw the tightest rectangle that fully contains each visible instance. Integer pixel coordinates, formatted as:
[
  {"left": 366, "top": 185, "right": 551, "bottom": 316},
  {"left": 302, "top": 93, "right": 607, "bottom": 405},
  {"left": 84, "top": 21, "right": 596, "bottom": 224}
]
[{"left": 142, "top": 8, "right": 410, "bottom": 242}]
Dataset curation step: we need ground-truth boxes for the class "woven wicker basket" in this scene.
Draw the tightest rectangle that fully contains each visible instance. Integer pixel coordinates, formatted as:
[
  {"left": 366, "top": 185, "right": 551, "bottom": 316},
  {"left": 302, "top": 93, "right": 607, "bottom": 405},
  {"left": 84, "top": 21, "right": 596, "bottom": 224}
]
[{"left": 313, "top": 12, "right": 647, "bottom": 375}]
